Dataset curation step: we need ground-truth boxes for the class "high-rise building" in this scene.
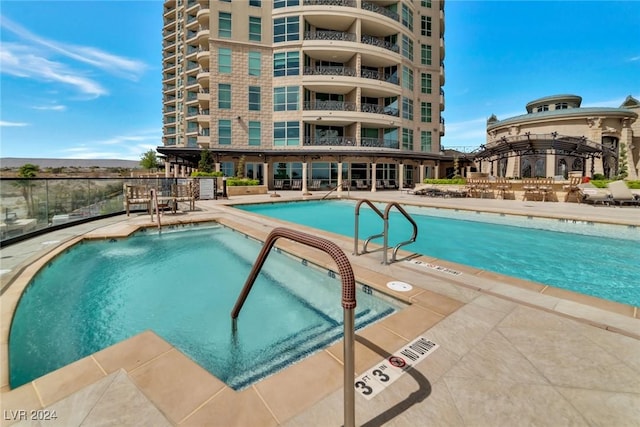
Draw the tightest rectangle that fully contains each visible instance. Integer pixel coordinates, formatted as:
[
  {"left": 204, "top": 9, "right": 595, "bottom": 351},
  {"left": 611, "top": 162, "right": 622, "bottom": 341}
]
[{"left": 158, "top": 0, "right": 446, "bottom": 191}]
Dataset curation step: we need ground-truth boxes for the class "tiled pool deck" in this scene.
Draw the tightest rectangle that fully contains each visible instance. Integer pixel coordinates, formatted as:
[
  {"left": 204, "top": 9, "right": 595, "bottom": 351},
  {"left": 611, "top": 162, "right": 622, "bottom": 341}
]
[{"left": 1, "top": 192, "right": 639, "bottom": 426}]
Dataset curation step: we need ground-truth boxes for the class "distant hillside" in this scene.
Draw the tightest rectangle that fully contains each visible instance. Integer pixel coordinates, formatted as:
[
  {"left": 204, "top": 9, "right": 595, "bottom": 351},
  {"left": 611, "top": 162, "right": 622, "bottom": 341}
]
[{"left": 0, "top": 158, "right": 142, "bottom": 169}]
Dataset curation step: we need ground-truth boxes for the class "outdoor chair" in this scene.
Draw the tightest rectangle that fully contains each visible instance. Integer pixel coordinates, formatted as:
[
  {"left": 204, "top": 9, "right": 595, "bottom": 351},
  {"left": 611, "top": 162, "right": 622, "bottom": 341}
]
[
  {"left": 291, "top": 179, "right": 302, "bottom": 190},
  {"left": 607, "top": 180, "right": 639, "bottom": 206},
  {"left": 563, "top": 176, "right": 583, "bottom": 203},
  {"left": 273, "top": 179, "right": 284, "bottom": 190},
  {"left": 171, "top": 182, "right": 195, "bottom": 212},
  {"left": 308, "top": 179, "right": 321, "bottom": 191},
  {"left": 124, "top": 184, "right": 151, "bottom": 216},
  {"left": 578, "top": 183, "right": 611, "bottom": 205},
  {"left": 355, "top": 180, "right": 368, "bottom": 190}
]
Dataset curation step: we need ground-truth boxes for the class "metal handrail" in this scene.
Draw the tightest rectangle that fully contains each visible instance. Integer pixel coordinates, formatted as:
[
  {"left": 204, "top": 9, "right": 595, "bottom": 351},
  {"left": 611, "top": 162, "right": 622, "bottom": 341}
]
[
  {"left": 354, "top": 200, "right": 418, "bottom": 264},
  {"left": 383, "top": 202, "right": 418, "bottom": 264},
  {"left": 354, "top": 200, "right": 385, "bottom": 256},
  {"left": 231, "top": 227, "right": 356, "bottom": 427}
]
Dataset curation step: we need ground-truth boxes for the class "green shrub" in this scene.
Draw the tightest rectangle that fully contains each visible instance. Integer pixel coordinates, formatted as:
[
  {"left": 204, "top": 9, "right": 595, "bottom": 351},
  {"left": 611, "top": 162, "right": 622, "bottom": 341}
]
[
  {"left": 191, "top": 171, "right": 224, "bottom": 177},
  {"left": 625, "top": 180, "right": 640, "bottom": 189},
  {"left": 226, "top": 178, "right": 259, "bottom": 186},
  {"left": 590, "top": 179, "right": 640, "bottom": 189},
  {"left": 592, "top": 173, "right": 606, "bottom": 180},
  {"left": 422, "top": 178, "right": 466, "bottom": 185}
]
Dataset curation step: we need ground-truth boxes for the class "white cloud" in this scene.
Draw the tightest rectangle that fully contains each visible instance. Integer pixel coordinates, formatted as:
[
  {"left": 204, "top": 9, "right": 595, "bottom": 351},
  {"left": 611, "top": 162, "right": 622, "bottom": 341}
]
[
  {"left": 628, "top": 55, "right": 640, "bottom": 62},
  {"left": 32, "top": 104, "right": 66, "bottom": 111},
  {"left": 0, "top": 15, "right": 147, "bottom": 98},
  {"left": 0, "top": 121, "right": 29, "bottom": 127},
  {"left": 58, "top": 130, "right": 162, "bottom": 160}
]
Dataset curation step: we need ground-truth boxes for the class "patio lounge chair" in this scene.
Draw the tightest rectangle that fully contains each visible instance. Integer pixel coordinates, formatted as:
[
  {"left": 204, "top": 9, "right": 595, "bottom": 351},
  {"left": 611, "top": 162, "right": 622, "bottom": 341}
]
[
  {"left": 171, "top": 182, "right": 195, "bottom": 212},
  {"left": 563, "top": 176, "right": 583, "bottom": 203},
  {"left": 291, "top": 179, "right": 302, "bottom": 190},
  {"left": 355, "top": 179, "right": 368, "bottom": 190},
  {"left": 578, "top": 183, "right": 611, "bottom": 205},
  {"left": 273, "top": 179, "right": 284, "bottom": 190},
  {"left": 608, "top": 180, "right": 639, "bottom": 206},
  {"left": 308, "top": 179, "right": 321, "bottom": 191}
]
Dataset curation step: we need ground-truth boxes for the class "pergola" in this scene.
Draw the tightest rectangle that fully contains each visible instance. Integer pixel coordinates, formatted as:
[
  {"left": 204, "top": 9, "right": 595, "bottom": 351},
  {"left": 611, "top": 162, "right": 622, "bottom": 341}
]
[{"left": 473, "top": 133, "right": 617, "bottom": 177}]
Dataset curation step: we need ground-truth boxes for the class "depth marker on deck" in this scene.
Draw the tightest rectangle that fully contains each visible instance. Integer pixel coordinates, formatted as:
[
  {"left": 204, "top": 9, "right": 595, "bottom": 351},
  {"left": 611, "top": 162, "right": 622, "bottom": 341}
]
[
  {"left": 354, "top": 336, "right": 439, "bottom": 400},
  {"left": 404, "top": 259, "right": 462, "bottom": 276}
]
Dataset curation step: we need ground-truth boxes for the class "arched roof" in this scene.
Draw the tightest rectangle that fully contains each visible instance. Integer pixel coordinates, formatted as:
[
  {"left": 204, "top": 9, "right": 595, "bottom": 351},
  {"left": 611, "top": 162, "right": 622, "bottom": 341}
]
[
  {"left": 525, "top": 94, "right": 582, "bottom": 113},
  {"left": 474, "top": 133, "right": 616, "bottom": 161},
  {"left": 486, "top": 107, "right": 638, "bottom": 131}
]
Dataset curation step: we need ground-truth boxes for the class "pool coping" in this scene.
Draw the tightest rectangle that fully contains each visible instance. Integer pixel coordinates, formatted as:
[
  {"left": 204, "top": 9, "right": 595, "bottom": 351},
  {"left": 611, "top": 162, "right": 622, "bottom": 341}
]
[{"left": 1, "top": 197, "right": 639, "bottom": 426}]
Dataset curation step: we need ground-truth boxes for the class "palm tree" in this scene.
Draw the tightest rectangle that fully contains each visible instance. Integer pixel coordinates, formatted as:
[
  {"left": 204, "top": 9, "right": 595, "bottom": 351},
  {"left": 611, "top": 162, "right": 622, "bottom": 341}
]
[{"left": 15, "top": 164, "right": 39, "bottom": 217}]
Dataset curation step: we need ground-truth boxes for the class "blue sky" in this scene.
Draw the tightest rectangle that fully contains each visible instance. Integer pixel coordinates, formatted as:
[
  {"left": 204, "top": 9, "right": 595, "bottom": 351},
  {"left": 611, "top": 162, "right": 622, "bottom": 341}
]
[{"left": 1, "top": 1, "right": 639, "bottom": 160}]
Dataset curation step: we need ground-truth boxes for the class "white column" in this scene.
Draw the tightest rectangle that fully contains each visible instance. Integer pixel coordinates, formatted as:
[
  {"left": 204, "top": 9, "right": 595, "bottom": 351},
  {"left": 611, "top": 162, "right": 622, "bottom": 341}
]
[
  {"left": 435, "top": 161, "right": 440, "bottom": 179},
  {"left": 399, "top": 164, "right": 405, "bottom": 189},
  {"left": 174, "top": 164, "right": 179, "bottom": 178},
  {"left": 419, "top": 164, "right": 425, "bottom": 183},
  {"left": 263, "top": 161, "right": 269, "bottom": 187},
  {"left": 165, "top": 163, "right": 171, "bottom": 178},
  {"left": 371, "top": 163, "right": 377, "bottom": 192},
  {"left": 215, "top": 162, "right": 221, "bottom": 173},
  {"left": 337, "top": 162, "right": 343, "bottom": 197},
  {"left": 302, "top": 161, "right": 309, "bottom": 194}
]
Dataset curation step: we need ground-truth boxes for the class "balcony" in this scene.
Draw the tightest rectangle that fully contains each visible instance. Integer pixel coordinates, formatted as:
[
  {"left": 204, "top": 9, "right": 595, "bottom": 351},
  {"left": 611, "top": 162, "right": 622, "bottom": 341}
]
[
  {"left": 197, "top": 90, "right": 210, "bottom": 103},
  {"left": 186, "top": 15, "right": 198, "bottom": 29},
  {"left": 304, "top": 0, "right": 356, "bottom": 6},
  {"left": 186, "top": 0, "right": 199, "bottom": 11},
  {"left": 197, "top": 49, "right": 209, "bottom": 65},
  {"left": 360, "top": 103, "right": 399, "bottom": 116},
  {"left": 440, "top": 117, "right": 445, "bottom": 136},
  {"left": 197, "top": 68, "right": 210, "bottom": 85},
  {"left": 360, "top": 69, "right": 398, "bottom": 85},
  {"left": 303, "top": 136, "right": 356, "bottom": 147},
  {"left": 360, "top": 138, "right": 399, "bottom": 149},
  {"left": 361, "top": 1, "right": 399, "bottom": 22},
  {"left": 197, "top": 7, "right": 209, "bottom": 25},
  {"left": 163, "top": 95, "right": 177, "bottom": 104},
  {"left": 440, "top": 88, "right": 445, "bottom": 111},
  {"left": 440, "top": 63, "right": 445, "bottom": 85},
  {"left": 197, "top": 28, "right": 210, "bottom": 44},
  {"left": 197, "top": 110, "right": 210, "bottom": 124},
  {"left": 304, "top": 30, "right": 357, "bottom": 42},
  {"left": 360, "top": 35, "right": 399, "bottom": 53},
  {"left": 303, "top": 66, "right": 357, "bottom": 77},
  {"left": 303, "top": 100, "right": 356, "bottom": 111}
]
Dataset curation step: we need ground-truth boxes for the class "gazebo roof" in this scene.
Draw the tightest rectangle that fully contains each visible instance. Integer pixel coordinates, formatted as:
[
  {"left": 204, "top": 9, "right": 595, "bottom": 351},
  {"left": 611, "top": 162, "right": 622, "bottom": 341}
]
[{"left": 473, "top": 133, "right": 616, "bottom": 161}]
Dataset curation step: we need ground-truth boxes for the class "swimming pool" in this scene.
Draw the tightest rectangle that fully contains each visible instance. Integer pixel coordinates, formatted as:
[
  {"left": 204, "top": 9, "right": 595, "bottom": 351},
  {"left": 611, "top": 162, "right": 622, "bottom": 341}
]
[
  {"left": 9, "top": 224, "right": 402, "bottom": 389},
  {"left": 237, "top": 200, "right": 640, "bottom": 307}
]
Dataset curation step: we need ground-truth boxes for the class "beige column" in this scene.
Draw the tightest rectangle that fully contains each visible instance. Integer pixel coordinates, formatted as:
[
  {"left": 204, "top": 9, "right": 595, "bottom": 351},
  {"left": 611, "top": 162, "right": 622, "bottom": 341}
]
[
  {"left": 546, "top": 150, "right": 555, "bottom": 178},
  {"left": 371, "top": 163, "right": 377, "bottom": 192},
  {"left": 165, "top": 163, "right": 171, "bottom": 178},
  {"left": 215, "top": 162, "right": 221, "bottom": 173},
  {"left": 174, "top": 164, "right": 179, "bottom": 178},
  {"left": 302, "top": 162, "right": 309, "bottom": 195},
  {"left": 419, "top": 164, "right": 425, "bottom": 183},
  {"left": 398, "top": 163, "right": 405, "bottom": 189},
  {"left": 435, "top": 161, "right": 440, "bottom": 179},
  {"left": 263, "top": 161, "right": 269, "bottom": 187},
  {"left": 337, "top": 162, "right": 343, "bottom": 197}
]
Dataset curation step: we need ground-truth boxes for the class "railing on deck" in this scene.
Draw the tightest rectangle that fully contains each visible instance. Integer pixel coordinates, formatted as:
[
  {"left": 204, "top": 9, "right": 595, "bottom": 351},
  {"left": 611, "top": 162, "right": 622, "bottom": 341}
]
[{"left": 0, "top": 177, "right": 217, "bottom": 246}]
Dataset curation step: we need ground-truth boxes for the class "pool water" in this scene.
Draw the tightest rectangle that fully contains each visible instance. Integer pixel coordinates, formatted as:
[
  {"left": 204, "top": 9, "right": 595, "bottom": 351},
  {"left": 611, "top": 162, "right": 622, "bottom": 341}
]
[
  {"left": 9, "top": 225, "right": 401, "bottom": 389},
  {"left": 238, "top": 200, "right": 640, "bottom": 307}
]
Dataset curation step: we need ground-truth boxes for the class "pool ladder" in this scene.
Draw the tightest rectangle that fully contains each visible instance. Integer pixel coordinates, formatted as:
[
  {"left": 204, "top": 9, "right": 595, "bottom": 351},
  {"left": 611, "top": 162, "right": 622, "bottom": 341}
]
[
  {"left": 354, "top": 200, "right": 418, "bottom": 265},
  {"left": 231, "top": 227, "right": 357, "bottom": 427}
]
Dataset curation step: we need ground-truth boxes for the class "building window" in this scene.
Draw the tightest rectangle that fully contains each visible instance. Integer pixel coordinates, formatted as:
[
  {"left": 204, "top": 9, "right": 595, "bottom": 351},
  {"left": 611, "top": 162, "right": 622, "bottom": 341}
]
[
  {"left": 421, "top": 16, "right": 432, "bottom": 37},
  {"left": 218, "top": 48, "right": 231, "bottom": 74},
  {"left": 421, "top": 0, "right": 432, "bottom": 7},
  {"left": 248, "top": 51, "right": 261, "bottom": 76},
  {"left": 250, "top": 0, "right": 261, "bottom": 6},
  {"left": 249, "top": 16, "right": 261, "bottom": 41},
  {"left": 249, "top": 86, "right": 261, "bottom": 111},
  {"left": 421, "top": 102, "right": 432, "bottom": 123},
  {"left": 421, "top": 44, "right": 432, "bottom": 65},
  {"left": 421, "top": 73, "right": 432, "bottom": 94},
  {"left": 536, "top": 105, "right": 549, "bottom": 112},
  {"left": 218, "top": 83, "right": 231, "bottom": 109},
  {"left": 219, "top": 119, "right": 231, "bottom": 145},
  {"left": 555, "top": 102, "right": 568, "bottom": 110},
  {"left": 248, "top": 121, "right": 261, "bottom": 146},
  {"left": 274, "top": 121, "right": 300, "bottom": 146},
  {"left": 402, "top": 97, "right": 413, "bottom": 121},
  {"left": 274, "top": 86, "right": 299, "bottom": 111},
  {"left": 218, "top": 12, "right": 231, "bottom": 38},
  {"left": 274, "top": 0, "right": 299, "bottom": 8},
  {"left": 402, "top": 66, "right": 414, "bottom": 91},
  {"left": 273, "top": 16, "right": 299, "bottom": 43},
  {"left": 401, "top": 4, "right": 413, "bottom": 31},
  {"left": 420, "top": 131, "right": 432, "bottom": 152},
  {"left": 401, "top": 35, "right": 413, "bottom": 61},
  {"left": 273, "top": 51, "right": 300, "bottom": 76},
  {"left": 220, "top": 161, "right": 234, "bottom": 176},
  {"left": 402, "top": 128, "right": 413, "bottom": 150}
]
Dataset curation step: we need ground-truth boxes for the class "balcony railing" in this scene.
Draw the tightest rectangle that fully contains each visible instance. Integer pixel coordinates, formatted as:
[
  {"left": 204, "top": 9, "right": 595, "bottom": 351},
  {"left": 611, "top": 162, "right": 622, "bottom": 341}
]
[
  {"left": 304, "top": 136, "right": 357, "bottom": 146},
  {"left": 360, "top": 69, "right": 399, "bottom": 84},
  {"left": 360, "top": 138, "right": 399, "bottom": 149},
  {"left": 303, "top": 66, "right": 357, "bottom": 77},
  {"left": 359, "top": 103, "right": 399, "bottom": 116},
  {"left": 304, "top": 30, "right": 357, "bottom": 42},
  {"left": 361, "top": 1, "right": 399, "bottom": 21},
  {"left": 304, "top": 0, "right": 356, "bottom": 6},
  {"left": 303, "top": 100, "right": 357, "bottom": 111},
  {"left": 360, "top": 35, "right": 399, "bottom": 53}
]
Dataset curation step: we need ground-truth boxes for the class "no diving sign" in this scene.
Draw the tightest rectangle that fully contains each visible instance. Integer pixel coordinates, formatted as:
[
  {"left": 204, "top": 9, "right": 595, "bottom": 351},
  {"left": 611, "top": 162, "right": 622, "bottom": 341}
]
[{"left": 354, "top": 336, "right": 438, "bottom": 400}]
